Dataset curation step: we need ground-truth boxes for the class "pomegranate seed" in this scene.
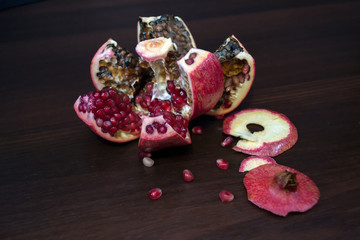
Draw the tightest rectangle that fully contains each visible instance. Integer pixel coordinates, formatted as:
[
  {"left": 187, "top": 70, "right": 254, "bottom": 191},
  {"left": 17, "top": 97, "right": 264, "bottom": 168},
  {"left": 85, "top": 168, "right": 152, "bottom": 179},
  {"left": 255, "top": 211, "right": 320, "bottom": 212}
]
[
  {"left": 185, "top": 58, "right": 194, "bottom": 65},
  {"left": 109, "top": 127, "right": 118, "bottom": 136},
  {"left": 167, "top": 80, "right": 175, "bottom": 93},
  {"left": 219, "top": 190, "right": 234, "bottom": 202},
  {"left": 158, "top": 125, "right": 167, "bottom": 134},
  {"left": 142, "top": 157, "right": 154, "bottom": 167},
  {"left": 106, "top": 99, "right": 115, "bottom": 107},
  {"left": 145, "top": 125, "right": 154, "bottom": 134},
  {"left": 221, "top": 136, "right": 234, "bottom": 147},
  {"left": 223, "top": 100, "right": 232, "bottom": 108},
  {"left": 183, "top": 169, "right": 194, "bottom": 182},
  {"left": 122, "top": 95, "right": 130, "bottom": 103},
  {"left": 242, "top": 64, "right": 250, "bottom": 74},
  {"left": 216, "top": 159, "right": 229, "bottom": 170},
  {"left": 191, "top": 126, "right": 203, "bottom": 135},
  {"left": 215, "top": 115, "right": 225, "bottom": 120},
  {"left": 149, "top": 188, "right": 162, "bottom": 200},
  {"left": 189, "top": 52, "right": 197, "bottom": 59},
  {"left": 135, "top": 95, "right": 142, "bottom": 104},
  {"left": 102, "top": 121, "right": 112, "bottom": 130},
  {"left": 145, "top": 82, "right": 153, "bottom": 92}
]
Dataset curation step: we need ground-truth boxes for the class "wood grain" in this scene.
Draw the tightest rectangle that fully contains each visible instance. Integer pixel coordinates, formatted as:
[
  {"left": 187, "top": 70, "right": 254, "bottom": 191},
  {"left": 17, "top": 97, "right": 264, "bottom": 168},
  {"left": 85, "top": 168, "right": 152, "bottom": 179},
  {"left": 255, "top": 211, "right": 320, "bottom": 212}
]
[{"left": 0, "top": 0, "right": 359, "bottom": 239}]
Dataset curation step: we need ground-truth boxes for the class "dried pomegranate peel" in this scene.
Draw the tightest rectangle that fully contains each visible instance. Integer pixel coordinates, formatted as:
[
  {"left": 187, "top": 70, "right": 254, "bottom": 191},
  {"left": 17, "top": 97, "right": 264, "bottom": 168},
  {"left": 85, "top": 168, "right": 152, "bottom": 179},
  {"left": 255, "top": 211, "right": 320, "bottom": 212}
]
[
  {"left": 223, "top": 108, "right": 298, "bottom": 157},
  {"left": 244, "top": 164, "right": 320, "bottom": 217}
]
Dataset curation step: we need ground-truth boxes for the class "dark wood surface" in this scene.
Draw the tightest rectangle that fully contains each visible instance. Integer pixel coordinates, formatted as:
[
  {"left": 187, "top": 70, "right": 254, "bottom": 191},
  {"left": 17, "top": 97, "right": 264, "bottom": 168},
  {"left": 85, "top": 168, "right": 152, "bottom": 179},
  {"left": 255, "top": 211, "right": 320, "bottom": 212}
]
[{"left": 1, "top": 0, "right": 359, "bottom": 239}]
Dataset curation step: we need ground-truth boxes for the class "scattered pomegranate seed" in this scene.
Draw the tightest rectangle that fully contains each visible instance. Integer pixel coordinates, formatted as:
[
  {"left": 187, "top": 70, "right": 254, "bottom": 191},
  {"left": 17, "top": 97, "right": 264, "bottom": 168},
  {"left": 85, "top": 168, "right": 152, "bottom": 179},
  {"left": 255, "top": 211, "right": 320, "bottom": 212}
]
[
  {"left": 216, "top": 159, "right": 229, "bottom": 170},
  {"left": 149, "top": 188, "right": 162, "bottom": 200},
  {"left": 191, "top": 126, "right": 203, "bottom": 135},
  {"left": 183, "top": 169, "right": 194, "bottom": 182},
  {"left": 221, "top": 136, "right": 234, "bottom": 147},
  {"left": 219, "top": 190, "right": 234, "bottom": 203},
  {"left": 142, "top": 157, "right": 154, "bottom": 167}
]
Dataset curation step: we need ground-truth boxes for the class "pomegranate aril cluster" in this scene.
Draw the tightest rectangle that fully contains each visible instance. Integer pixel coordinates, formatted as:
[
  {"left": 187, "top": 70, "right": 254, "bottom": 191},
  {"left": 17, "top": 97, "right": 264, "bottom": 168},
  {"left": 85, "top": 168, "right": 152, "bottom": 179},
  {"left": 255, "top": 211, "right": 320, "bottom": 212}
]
[
  {"left": 166, "top": 80, "right": 188, "bottom": 112},
  {"left": 78, "top": 88, "right": 141, "bottom": 136}
]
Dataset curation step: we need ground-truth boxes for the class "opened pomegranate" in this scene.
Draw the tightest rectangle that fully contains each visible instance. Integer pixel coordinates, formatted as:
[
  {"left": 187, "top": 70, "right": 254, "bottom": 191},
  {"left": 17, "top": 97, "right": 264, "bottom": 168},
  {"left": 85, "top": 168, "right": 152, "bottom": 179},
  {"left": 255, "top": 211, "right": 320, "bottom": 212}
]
[
  {"left": 207, "top": 35, "right": 255, "bottom": 116},
  {"left": 75, "top": 35, "right": 223, "bottom": 150}
]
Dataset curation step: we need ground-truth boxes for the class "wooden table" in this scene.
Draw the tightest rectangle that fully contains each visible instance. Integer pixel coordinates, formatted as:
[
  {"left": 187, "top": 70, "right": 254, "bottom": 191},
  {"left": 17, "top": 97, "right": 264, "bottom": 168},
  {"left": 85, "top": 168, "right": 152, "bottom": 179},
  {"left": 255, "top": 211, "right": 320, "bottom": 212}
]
[{"left": 1, "top": 0, "right": 359, "bottom": 239}]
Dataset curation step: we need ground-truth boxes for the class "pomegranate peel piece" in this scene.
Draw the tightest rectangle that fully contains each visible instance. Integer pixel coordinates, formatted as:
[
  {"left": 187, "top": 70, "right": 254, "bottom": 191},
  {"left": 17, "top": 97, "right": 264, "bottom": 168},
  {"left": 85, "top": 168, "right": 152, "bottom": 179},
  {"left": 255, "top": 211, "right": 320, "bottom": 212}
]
[
  {"left": 244, "top": 164, "right": 320, "bottom": 217},
  {"left": 239, "top": 156, "right": 276, "bottom": 173},
  {"left": 223, "top": 108, "right": 298, "bottom": 157}
]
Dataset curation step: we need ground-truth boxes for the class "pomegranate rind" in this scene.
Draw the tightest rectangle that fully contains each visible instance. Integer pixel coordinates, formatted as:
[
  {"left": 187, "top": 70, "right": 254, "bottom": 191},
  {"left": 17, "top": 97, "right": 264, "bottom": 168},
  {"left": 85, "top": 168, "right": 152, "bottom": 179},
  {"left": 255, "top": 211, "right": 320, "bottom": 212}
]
[
  {"left": 90, "top": 38, "right": 115, "bottom": 90},
  {"left": 244, "top": 164, "right": 320, "bottom": 217},
  {"left": 74, "top": 96, "right": 139, "bottom": 143},
  {"left": 223, "top": 108, "right": 298, "bottom": 157},
  {"left": 138, "top": 115, "right": 191, "bottom": 152},
  {"left": 177, "top": 49, "right": 224, "bottom": 119},
  {"left": 239, "top": 156, "right": 276, "bottom": 173},
  {"left": 207, "top": 35, "right": 255, "bottom": 116}
]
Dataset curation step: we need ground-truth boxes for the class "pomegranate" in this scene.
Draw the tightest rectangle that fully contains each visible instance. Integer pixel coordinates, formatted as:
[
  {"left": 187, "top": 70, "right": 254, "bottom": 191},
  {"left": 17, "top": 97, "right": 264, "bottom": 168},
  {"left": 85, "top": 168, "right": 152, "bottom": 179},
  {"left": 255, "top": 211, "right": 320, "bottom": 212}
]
[
  {"left": 137, "top": 14, "right": 196, "bottom": 56},
  {"left": 244, "top": 164, "right": 320, "bottom": 216},
  {"left": 207, "top": 35, "right": 255, "bottom": 116},
  {"left": 75, "top": 36, "right": 223, "bottom": 150}
]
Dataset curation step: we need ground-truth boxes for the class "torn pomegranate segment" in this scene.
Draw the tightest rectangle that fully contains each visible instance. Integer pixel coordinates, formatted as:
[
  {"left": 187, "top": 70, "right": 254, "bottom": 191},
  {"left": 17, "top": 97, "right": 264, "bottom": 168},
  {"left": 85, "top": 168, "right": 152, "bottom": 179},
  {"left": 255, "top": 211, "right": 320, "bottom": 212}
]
[
  {"left": 239, "top": 156, "right": 276, "bottom": 173},
  {"left": 207, "top": 35, "right": 255, "bottom": 116},
  {"left": 244, "top": 164, "right": 320, "bottom": 217},
  {"left": 223, "top": 108, "right": 298, "bottom": 157},
  {"left": 74, "top": 88, "right": 141, "bottom": 143}
]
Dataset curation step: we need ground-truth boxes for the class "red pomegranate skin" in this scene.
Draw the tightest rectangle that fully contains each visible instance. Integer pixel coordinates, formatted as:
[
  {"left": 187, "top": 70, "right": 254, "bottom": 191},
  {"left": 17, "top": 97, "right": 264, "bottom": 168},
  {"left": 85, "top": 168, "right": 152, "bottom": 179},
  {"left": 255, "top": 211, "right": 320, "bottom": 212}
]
[
  {"left": 180, "top": 52, "right": 224, "bottom": 120},
  {"left": 244, "top": 164, "right": 320, "bottom": 217}
]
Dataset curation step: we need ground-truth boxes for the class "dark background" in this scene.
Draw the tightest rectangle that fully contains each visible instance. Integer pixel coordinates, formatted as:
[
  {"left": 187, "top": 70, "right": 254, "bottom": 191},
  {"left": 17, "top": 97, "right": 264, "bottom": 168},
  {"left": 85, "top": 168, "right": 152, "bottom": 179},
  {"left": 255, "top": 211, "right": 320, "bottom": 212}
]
[{"left": 1, "top": 0, "right": 359, "bottom": 239}]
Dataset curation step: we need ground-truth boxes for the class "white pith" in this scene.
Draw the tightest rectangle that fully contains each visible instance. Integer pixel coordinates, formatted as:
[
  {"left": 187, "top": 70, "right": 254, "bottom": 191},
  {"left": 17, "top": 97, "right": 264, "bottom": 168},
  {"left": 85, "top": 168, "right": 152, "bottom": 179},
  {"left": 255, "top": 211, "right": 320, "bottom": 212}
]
[{"left": 229, "top": 110, "right": 290, "bottom": 150}]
